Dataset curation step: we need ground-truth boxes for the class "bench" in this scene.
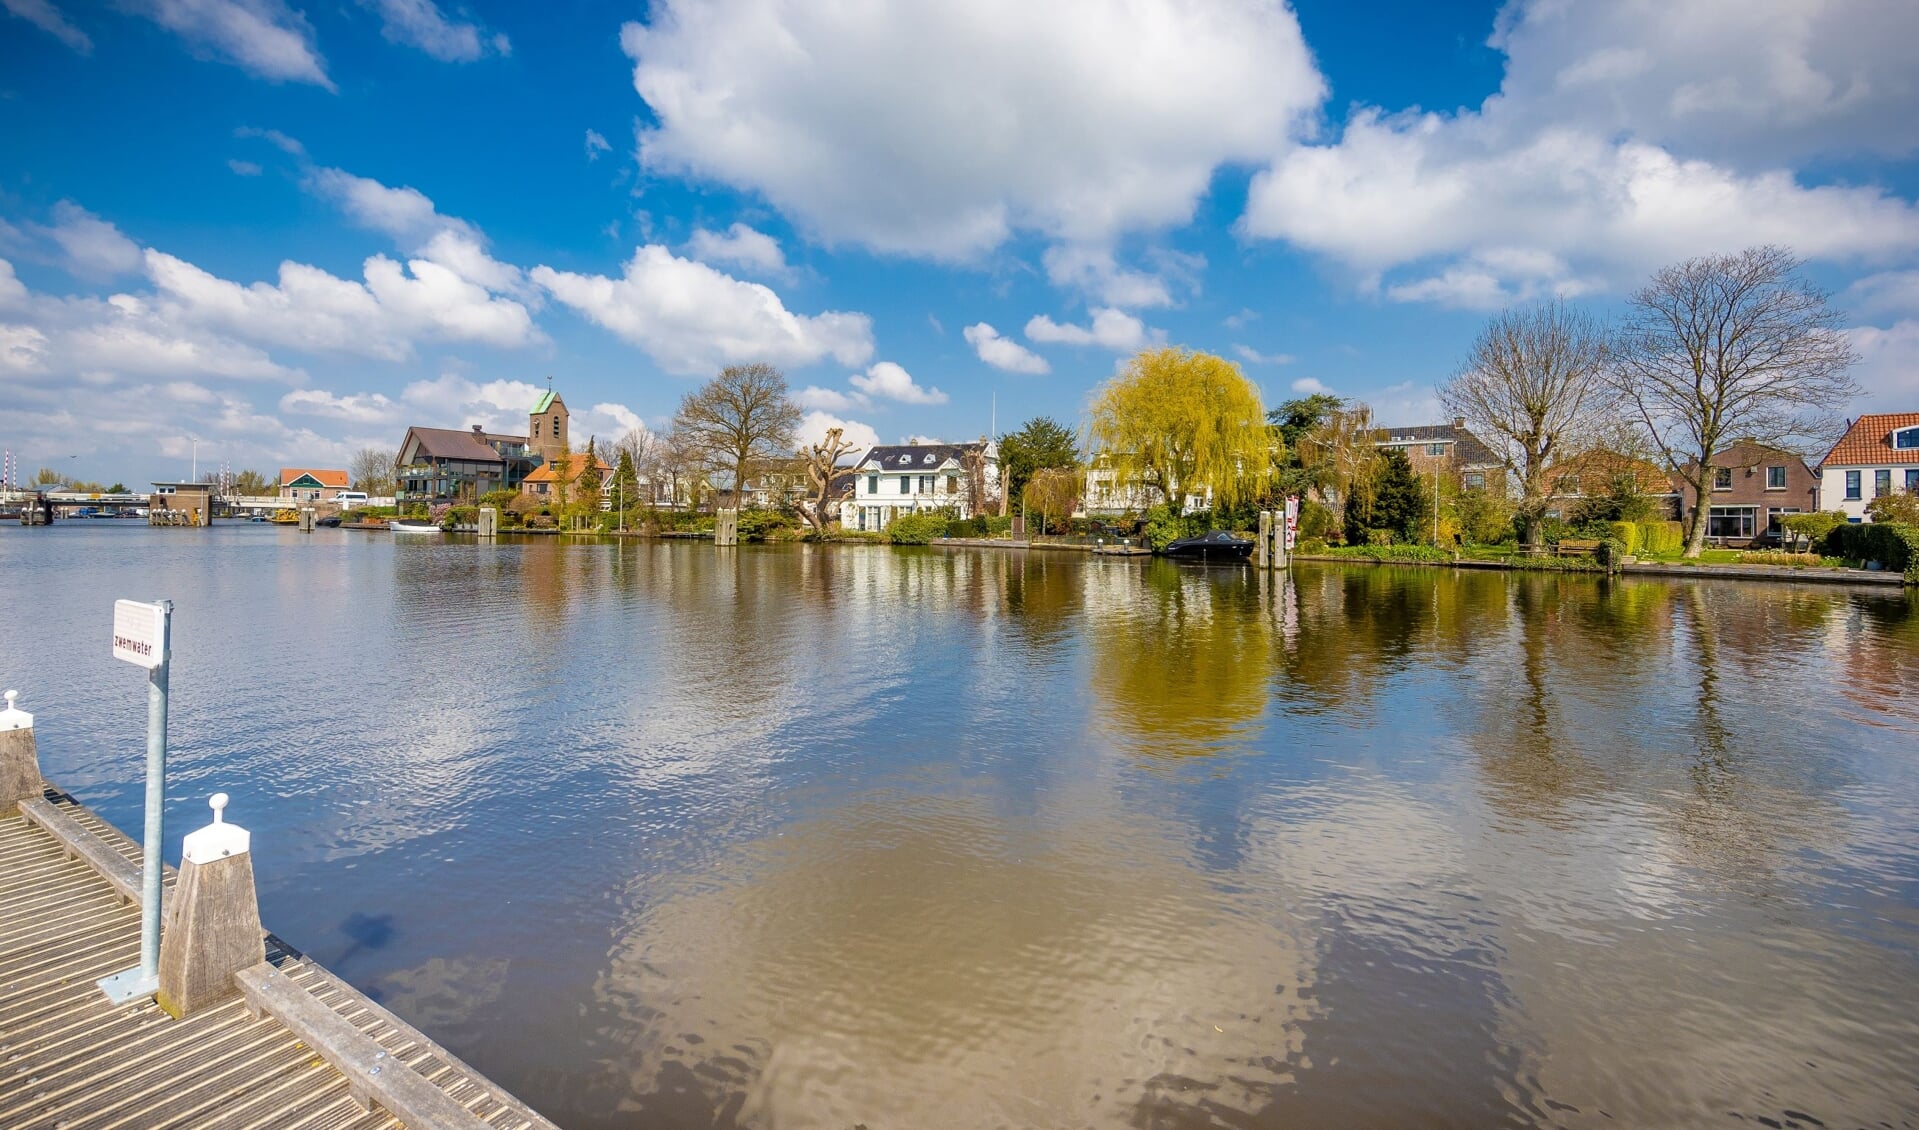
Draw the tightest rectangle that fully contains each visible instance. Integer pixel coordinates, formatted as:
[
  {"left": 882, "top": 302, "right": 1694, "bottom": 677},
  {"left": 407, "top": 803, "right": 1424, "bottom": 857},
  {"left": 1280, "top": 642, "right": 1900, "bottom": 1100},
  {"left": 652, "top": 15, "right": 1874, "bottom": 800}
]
[{"left": 1556, "top": 538, "right": 1602, "bottom": 558}]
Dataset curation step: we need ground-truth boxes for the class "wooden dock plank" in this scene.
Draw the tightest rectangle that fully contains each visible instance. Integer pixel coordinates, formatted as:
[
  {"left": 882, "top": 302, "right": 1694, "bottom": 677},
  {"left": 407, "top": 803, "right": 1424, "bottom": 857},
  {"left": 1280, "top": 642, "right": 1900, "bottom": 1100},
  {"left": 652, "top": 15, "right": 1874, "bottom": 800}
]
[{"left": 0, "top": 792, "right": 559, "bottom": 1130}]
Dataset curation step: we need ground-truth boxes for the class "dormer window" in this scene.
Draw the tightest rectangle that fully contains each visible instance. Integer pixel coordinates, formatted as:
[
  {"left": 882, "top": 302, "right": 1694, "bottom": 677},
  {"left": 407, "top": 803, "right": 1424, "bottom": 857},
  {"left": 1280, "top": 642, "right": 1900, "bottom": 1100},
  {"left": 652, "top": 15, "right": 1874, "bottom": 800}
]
[
  {"left": 1895, "top": 426, "right": 1919, "bottom": 450},
  {"left": 898, "top": 454, "right": 911, "bottom": 465},
  {"left": 923, "top": 454, "right": 935, "bottom": 464}
]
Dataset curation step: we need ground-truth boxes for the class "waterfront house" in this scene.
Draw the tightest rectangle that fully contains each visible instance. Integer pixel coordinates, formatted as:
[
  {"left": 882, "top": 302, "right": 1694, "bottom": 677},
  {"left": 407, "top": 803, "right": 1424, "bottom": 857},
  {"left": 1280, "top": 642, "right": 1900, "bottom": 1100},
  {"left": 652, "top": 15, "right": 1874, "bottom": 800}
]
[
  {"left": 277, "top": 468, "right": 349, "bottom": 503},
  {"left": 1374, "top": 418, "right": 1503, "bottom": 491},
  {"left": 396, "top": 425, "right": 536, "bottom": 504},
  {"left": 1543, "top": 449, "right": 1680, "bottom": 521},
  {"left": 1081, "top": 452, "right": 1207, "bottom": 515},
  {"left": 843, "top": 442, "right": 997, "bottom": 530},
  {"left": 520, "top": 449, "right": 613, "bottom": 505},
  {"left": 1818, "top": 413, "right": 1919, "bottom": 521},
  {"left": 395, "top": 387, "right": 573, "bottom": 505},
  {"left": 1674, "top": 440, "right": 1821, "bottom": 545}
]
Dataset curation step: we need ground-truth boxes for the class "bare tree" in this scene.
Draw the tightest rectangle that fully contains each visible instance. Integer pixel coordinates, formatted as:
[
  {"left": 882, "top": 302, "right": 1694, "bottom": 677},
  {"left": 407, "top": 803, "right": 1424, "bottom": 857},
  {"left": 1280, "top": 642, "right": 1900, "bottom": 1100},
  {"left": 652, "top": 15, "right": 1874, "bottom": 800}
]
[
  {"left": 1440, "top": 301, "right": 1611, "bottom": 552},
  {"left": 1022, "top": 466, "right": 1081, "bottom": 535},
  {"left": 348, "top": 447, "right": 397, "bottom": 496},
  {"left": 671, "top": 363, "right": 801, "bottom": 510},
  {"left": 1295, "top": 400, "right": 1379, "bottom": 518},
  {"left": 799, "top": 426, "right": 857, "bottom": 532},
  {"left": 1611, "top": 246, "right": 1859, "bottom": 557}
]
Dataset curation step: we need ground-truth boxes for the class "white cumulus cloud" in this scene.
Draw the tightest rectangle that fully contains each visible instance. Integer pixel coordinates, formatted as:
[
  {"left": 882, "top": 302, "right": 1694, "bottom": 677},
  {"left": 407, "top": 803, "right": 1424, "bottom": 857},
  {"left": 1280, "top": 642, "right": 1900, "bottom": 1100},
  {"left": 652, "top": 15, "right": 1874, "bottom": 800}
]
[
  {"left": 963, "top": 322, "right": 1048, "bottom": 375},
  {"left": 620, "top": 0, "right": 1322, "bottom": 260},
  {"left": 1240, "top": 0, "right": 1919, "bottom": 305},
  {"left": 531, "top": 245, "right": 873, "bottom": 376},
  {"left": 848, "top": 360, "right": 946, "bottom": 405},
  {"left": 687, "top": 223, "right": 787, "bottom": 277},
  {"left": 1024, "top": 307, "right": 1152, "bottom": 351}
]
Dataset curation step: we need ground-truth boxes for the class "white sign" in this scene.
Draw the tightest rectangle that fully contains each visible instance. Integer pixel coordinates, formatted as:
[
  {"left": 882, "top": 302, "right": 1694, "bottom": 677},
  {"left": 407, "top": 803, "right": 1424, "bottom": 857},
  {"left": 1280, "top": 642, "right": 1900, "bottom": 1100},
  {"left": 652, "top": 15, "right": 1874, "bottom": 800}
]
[{"left": 112, "top": 600, "right": 166, "bottom": 669}]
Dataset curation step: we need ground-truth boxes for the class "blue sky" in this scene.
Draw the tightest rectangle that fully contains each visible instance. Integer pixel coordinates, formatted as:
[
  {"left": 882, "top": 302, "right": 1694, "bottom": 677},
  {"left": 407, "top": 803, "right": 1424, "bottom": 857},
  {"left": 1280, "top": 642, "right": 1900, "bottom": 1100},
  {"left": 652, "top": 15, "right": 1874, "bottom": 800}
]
[{"left": 3, "top": 0, "right": 1916, "bottom": 486}]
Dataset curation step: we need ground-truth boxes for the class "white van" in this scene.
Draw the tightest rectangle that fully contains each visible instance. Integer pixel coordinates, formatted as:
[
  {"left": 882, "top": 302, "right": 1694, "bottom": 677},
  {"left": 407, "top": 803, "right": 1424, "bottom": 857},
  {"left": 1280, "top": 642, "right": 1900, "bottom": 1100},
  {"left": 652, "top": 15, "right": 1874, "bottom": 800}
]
[{"left": 335, "top": 491, "right": 370, "bottom": 507}]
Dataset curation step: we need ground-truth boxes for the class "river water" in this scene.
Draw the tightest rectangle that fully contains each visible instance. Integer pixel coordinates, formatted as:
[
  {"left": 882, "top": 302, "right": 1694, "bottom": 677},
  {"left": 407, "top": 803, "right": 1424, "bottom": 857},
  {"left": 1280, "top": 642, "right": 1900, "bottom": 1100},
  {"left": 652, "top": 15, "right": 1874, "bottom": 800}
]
[{"left": 3, "top": 523, "right": 1916, "bottom": 1129}]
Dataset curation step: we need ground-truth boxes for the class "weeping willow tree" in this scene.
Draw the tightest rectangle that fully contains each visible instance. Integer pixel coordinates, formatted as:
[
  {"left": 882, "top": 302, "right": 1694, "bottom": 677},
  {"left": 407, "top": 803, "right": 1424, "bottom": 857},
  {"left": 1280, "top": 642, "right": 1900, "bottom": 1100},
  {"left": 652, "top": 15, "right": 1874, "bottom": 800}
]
[{"left": 1084, "top": 347, "right": 1272, "bottom": 513}]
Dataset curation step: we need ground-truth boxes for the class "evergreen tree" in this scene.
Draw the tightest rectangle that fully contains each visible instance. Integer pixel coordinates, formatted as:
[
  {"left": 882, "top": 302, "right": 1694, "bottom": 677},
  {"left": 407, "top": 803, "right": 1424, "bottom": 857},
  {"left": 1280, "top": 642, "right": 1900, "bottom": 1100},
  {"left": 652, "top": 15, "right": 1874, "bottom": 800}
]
[
  {"left": 1345, "top": 448, "right": 1422, "bottom": 544},
  {"left": 997, "top": 416, "right": 1080, "bottom": 504}
]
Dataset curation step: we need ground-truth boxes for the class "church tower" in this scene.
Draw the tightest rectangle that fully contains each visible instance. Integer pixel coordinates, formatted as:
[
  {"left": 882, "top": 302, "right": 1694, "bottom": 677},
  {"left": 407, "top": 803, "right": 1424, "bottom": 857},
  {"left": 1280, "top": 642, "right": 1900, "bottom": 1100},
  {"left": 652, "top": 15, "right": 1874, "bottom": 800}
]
[{"left": 529, "top": 384, "right": 569, "bottom": 465}]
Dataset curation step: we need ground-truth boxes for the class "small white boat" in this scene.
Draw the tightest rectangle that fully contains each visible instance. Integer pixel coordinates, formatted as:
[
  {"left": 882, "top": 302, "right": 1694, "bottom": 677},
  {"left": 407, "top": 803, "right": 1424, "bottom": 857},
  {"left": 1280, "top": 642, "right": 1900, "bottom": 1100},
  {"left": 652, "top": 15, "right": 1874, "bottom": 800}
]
[{"left": 389, "top": 520, "right": 442, "bottom": 533}]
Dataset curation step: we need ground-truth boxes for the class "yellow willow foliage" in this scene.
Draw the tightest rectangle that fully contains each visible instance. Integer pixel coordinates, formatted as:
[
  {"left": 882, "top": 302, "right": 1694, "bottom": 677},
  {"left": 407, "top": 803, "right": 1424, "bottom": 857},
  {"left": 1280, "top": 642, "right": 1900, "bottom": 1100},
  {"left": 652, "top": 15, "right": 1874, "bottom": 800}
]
[{"left": 1085, "top": 347, "right": 1272, "bottom": 509}]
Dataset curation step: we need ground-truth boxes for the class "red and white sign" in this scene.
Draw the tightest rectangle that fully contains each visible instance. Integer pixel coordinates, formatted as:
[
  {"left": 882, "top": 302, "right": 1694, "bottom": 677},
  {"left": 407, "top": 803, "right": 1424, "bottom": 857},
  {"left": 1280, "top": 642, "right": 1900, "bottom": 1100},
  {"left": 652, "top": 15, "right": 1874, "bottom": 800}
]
[
  {"left": 111, "top": 600, "right": 165, "bottom": 669},
  {"left": 1283, "top": 496, "right": 1299, "bottom": 550}
]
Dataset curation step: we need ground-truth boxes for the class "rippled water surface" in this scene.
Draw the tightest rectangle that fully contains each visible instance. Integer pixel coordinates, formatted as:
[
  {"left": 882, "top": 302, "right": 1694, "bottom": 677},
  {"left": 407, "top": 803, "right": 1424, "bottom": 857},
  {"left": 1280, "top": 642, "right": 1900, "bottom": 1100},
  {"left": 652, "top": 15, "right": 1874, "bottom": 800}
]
[{"left": 4, "top": 524, "right": 1918, "bottom": 1128}]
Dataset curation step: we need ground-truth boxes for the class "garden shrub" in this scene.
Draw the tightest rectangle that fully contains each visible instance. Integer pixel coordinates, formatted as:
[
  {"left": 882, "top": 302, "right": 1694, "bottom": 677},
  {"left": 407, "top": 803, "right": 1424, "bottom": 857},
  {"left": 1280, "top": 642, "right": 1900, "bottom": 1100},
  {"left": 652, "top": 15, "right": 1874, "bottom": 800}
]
[
  {"left": 1141, "top": 505, "right": 1209, "bottom": 551},
  {"left": 1736, "top": 551, "right": 1824, "bottom": 567},
  {"left": 1607, "top": 521, "right": 1639, "bottom": 554},
  {"left": 945, "top": 516, "right": 989, "bottom": 539},
  {"left": 885, "top": 511, "right": 949, "bottom": 545},
  {"left": 736, "top": 507, "right": 796, "bottom": 541},
  {"left": 1296, "top": 536, "right": 1328, "bottom": 554},
  {"left": 1322, "top": 543, "right": 1451, "bottom": 563}
]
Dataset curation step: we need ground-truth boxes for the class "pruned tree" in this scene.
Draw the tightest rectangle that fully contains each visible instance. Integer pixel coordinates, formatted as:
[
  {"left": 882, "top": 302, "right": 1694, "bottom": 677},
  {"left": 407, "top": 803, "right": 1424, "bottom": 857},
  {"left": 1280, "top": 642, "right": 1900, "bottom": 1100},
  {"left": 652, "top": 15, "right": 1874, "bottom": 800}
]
[
  {"left": 348, "top": 447, "right": 397, "bottom": 496},
  {"left": 1440, "top": 300, "right": 1611, "bottom": 553},
  {"left": 1085, "top": 347, "right": 1270, "bottom": 513},
  {"left": 671, "top": 363, "right": 801, "bottom": 511},
  {"left": 1611, "top": 246, "right": 1859, "bottom": 557},
  {"left": 799, "top": 425, "right": 857, "bottom": 532}
]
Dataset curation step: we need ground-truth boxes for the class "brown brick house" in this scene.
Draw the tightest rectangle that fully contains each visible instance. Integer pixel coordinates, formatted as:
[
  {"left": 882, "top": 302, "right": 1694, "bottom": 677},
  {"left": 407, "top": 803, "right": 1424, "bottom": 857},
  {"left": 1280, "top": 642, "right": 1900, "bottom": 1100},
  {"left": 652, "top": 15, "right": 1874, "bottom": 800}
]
[{"left": 1675, "top": 440, "right": 1820, "bottom": 547}]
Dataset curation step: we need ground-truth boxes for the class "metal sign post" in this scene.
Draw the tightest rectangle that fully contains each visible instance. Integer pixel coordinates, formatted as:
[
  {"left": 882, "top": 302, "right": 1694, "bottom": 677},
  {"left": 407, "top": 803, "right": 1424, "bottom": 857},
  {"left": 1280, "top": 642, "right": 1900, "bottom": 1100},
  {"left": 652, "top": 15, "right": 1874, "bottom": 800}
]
[{"left": 99, "top": 598, "right": 171, "bottom": 1005}]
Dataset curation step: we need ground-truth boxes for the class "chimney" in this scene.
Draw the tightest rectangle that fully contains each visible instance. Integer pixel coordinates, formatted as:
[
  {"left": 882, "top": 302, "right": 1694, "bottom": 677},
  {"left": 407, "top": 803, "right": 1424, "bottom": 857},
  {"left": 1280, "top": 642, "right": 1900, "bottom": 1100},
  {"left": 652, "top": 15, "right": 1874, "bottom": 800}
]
[
  {"left": 472, "top": 424, "right": 484, "bottom": 435},
  {"left": 1452, "top": 416, "right": 1466, "bottom": 430}
]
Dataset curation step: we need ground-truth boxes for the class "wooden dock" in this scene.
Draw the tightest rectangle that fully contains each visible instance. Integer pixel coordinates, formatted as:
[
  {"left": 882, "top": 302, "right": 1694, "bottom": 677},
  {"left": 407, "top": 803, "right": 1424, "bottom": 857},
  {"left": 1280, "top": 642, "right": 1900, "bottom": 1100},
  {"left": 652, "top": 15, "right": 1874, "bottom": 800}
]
[{"left": 0, "top": 787, "right": 558, "bottom": 1130}]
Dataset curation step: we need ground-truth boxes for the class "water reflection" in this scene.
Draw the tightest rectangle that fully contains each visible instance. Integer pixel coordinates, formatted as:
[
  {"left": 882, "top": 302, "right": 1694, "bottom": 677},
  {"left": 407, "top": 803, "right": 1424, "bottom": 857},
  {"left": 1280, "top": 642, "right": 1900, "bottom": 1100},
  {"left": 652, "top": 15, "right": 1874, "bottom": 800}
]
[{"left": 4, "top": 529, "right": 1918, "bottom": 1130}]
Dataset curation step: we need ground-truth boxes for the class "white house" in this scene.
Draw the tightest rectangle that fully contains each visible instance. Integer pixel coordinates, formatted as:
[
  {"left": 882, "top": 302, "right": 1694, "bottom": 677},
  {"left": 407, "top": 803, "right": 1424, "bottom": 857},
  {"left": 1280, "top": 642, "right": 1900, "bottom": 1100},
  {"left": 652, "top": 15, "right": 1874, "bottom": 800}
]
[
  {"left": 1817, "top": 413, "right": 1919, "bottom": 521},
  {"left": 1080, "top": 452, "right": 1210, "bottom": 516},
  {"left": 841, "top": 442, "right": 997, "bottom": 531}
]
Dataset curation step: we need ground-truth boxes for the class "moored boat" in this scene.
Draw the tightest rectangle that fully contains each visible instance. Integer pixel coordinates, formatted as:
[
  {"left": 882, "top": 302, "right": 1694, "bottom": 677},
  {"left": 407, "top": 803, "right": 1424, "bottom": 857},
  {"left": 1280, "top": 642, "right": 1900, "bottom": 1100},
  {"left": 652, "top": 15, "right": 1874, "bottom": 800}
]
[
  {"left": 1161, "top": 530, "right": 1254, "bottom": 560},
  {"left": 389, "top": 519, "right": 442, "bottom": 533}
]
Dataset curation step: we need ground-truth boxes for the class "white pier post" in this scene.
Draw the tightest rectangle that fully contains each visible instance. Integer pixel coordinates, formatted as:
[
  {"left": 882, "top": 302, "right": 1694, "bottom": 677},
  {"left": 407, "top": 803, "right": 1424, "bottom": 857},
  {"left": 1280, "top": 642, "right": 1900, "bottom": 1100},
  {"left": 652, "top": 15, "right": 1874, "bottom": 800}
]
[
  {"left": 158, "top": 793, "right": 265, "bottom": 1017},
  {"left": 477, "top": 506, "right": 498, "bottom": 537},
  {"left": 0, "top": 690, "right": 39, "bottom": 816},
  {"left": 715, "top": 507, "right": 739, "bottom": 547}
]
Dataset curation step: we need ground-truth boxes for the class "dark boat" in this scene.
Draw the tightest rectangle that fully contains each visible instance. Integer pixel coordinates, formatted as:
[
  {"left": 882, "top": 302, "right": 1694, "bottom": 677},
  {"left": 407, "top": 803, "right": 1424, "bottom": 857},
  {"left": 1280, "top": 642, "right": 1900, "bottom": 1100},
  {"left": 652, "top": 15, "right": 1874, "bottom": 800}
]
[{"left": 1161, "top": 530, "right": 1254, "bottom": 560}]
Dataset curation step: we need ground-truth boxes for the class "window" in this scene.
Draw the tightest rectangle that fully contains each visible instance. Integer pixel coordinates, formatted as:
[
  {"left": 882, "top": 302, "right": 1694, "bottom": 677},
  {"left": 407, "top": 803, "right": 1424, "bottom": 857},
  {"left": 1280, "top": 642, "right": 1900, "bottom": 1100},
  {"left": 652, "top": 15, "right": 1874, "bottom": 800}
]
[
  {"left": 1766, "top": 465, "right": 1786, "bottom": 490},
  {"left": 1561, "top": 475, "right": 1581, "bottom": 494},
  {"left": 867, "top": 474, "right": 878, "bottom": 495},
  {"left": 1876, "top": 469, "right": 1892, "bottom": 496},
  {"left": 1894, "top": 426, "right": 1919, "bottom": 450},
  {"left": 899, "top": 476, "right": 910, "bottom": 494},
  {"left": 1464, "top": 472, "right": 1485, "bottom": 491},
  {"left": 1907, "top": 469, "right": 1919, "bottom": 494},
  {"left": 920, "top": 475, "right": 933, "bottom": 493},
  {"left": 946, "top": 475, "right": 959, "bottom": 494},
  {"left": 1707, "top": 506, "right": 1755, "bottom": 539},
  {"left": 1427, "top": 443, "right": 1446, "bottom": 457},
  {"left": 1712, "top": 467, "right": 1733, "bottom": 491},
  {"left": 1845, "top": 471, "right": 1861, "bottom": 500},
  {"left": 1767, "top": 508, "right": 1800, "bottom": 535}
]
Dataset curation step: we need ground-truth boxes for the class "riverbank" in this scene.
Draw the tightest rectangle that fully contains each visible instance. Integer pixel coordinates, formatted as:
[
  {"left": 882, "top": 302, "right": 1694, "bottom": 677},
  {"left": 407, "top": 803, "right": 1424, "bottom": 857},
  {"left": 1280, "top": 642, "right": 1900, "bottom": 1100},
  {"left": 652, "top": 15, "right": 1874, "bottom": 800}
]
[{"left": 1293, "top": 551, "right": 1908, "bottom": 587}]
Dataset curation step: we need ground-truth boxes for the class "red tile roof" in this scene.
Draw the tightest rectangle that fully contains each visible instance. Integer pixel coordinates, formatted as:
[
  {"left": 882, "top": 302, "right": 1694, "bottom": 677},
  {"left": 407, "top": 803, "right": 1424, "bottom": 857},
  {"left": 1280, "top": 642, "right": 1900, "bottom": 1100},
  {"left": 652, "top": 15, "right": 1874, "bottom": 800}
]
[
  {"left": 522, "top": 453, "right": 613, "bottom": 484},
  {"left": 279, "top": 468, "right": 349, "bottom": 488},
  {"left": 1819, "top": 413, "right": 1919, "bottom": 468}
]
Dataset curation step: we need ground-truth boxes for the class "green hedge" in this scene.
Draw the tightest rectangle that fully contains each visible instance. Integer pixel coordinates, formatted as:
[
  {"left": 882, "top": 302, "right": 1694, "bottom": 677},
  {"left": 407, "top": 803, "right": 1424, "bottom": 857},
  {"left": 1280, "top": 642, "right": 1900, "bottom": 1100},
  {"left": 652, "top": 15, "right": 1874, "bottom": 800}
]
[
  {"left": 1637, "top": 521, "right": 1685, "bottom": 556},
  {"left": 1607, "top": 521, "right": 1638, "bottom": 554},
  {"left": 1822, "top": 522, "right": 1919, "bottom": 581},
  {"left": 1319, "top": 543, "right": 1453, "bottom": 563},
  {"left": 885, "top": 511, "right": 949, "bottom": 545}
]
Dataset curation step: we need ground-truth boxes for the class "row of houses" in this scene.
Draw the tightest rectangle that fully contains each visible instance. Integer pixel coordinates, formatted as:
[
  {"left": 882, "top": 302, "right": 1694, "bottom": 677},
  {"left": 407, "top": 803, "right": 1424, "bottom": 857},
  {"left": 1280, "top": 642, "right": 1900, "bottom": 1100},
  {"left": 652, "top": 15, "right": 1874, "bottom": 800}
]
[{"left": 321, "top": 386, "right": 1919, "bottom": 546}]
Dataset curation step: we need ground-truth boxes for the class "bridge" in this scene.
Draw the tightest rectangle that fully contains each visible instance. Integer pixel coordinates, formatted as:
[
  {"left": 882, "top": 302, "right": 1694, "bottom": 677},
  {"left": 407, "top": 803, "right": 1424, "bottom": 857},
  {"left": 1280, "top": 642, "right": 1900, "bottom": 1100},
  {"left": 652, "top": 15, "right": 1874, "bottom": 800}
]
[{"left": 0, "top": 491, "right": 321, "bottom": 520}]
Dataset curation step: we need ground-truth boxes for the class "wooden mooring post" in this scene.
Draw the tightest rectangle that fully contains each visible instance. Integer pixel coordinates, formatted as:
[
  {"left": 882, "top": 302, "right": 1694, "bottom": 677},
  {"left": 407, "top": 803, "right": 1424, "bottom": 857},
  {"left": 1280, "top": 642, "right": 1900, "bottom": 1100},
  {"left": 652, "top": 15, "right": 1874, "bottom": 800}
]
[
  {"left": 0, "top": 690, "right": 39, "bottom": 816},
  {"left": 715, "top": 507, "right": 739, "bottom": 546},
  {"left": 477, "top": 505, "right": 498, "bottom": 537}
]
